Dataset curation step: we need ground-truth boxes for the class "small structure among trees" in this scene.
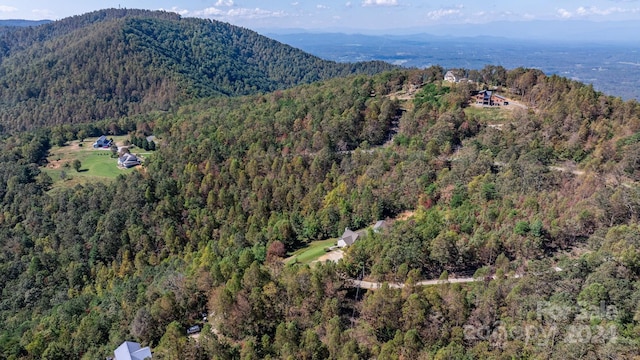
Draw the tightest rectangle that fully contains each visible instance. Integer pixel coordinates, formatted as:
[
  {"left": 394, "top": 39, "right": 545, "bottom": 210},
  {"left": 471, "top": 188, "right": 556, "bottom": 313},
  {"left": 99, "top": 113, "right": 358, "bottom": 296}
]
[
  {"left": 337, "top": 228, "right": 360, "bottom": 248},
  {"left": 444, "top": 70, "right": 465, "bottom": 83}
]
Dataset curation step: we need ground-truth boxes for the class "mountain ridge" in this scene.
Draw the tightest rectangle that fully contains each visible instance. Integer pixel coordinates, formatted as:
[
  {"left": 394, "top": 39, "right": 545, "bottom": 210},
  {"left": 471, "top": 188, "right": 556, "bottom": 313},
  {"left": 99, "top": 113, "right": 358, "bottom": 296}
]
[
  {"left": 0, "top": 19, "right": 52, "bottom": 27},
  {"left": 0, "top": 9, "right": 394, "bottom": 133},
  {"left": 260, "top": 20, "right": 640, "bottom": 44}
]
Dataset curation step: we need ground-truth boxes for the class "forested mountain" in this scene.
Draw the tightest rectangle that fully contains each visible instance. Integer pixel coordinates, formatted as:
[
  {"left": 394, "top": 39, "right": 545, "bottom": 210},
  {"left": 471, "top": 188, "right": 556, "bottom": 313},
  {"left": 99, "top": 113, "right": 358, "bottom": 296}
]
[
  {"left": 0, "top": 9, "right": 393, "bottom": 133},
  {"left": 3, "top": 59, "right": 640, "bottom": 359}
]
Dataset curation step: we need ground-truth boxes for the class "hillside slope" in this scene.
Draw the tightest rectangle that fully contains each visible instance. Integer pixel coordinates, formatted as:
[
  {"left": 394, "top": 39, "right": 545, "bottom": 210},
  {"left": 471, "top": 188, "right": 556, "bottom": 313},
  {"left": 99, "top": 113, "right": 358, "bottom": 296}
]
[
  {"left": 0, "top": 9, "right": 394, "bottom": 133},
  {"left": 3, "top": 65, "right": 640, "bottom": 358}
]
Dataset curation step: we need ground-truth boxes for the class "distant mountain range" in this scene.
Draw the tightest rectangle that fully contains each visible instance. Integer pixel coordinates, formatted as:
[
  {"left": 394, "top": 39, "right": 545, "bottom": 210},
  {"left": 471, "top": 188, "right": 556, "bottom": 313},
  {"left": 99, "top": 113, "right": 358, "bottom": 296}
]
[
  {"left": 0, "top": 9, "right": 393, "bottom": 133},
  {"left": 268, "top": 31, "right": 640, "bottom": 100},
  {"left": 263, "top": 20, "right": 640, "bottom": 44},
  {"left": 0, "top": 19, "right": 52, "bottom": 27}
]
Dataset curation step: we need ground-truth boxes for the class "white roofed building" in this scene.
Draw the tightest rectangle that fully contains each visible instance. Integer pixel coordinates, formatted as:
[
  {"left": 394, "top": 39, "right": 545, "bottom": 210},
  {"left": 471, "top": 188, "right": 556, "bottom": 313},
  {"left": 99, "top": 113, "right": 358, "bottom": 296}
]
[{"left": 113, "top": 341, "right": 152, "bottom": 360}]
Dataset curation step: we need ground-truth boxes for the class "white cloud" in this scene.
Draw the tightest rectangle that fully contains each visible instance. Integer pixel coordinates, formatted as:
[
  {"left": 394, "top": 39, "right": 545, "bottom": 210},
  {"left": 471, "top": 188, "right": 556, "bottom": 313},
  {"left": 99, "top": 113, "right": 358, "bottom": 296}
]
[
  {"left": 558, "top": 6, "right": 639, "bottom": 18},
  {"left": 215, "top": 0, "right": 234, "bottom": 6},
  {"left": 0, "top": 5, "right": 18, "bottom": 13},
  {"left": 196, "top": 7, "right": 287, "bottom": 20},
  {"left": 346, "top": 1, "right": 352, "bottom": 6},
  {"left": 426, "top": 6, "right": 463, "bottom": 20},
  {"left": 292, "top": 2, "right": 300, "bottom": 5},
  {"left": 362, "top": 0, "right": 398, "bottom": 7},
  {"left": 201, "top": 7, "right": 224, "bottom": 16},
  {"left": 317, "top": 4, "right": 330, "bottom": 9},
  {"left": 163, "top": 6, "right": 189, "bottom": 15},
  {"left": 557, "top": 8, "right": 573, "bottom": 18}
]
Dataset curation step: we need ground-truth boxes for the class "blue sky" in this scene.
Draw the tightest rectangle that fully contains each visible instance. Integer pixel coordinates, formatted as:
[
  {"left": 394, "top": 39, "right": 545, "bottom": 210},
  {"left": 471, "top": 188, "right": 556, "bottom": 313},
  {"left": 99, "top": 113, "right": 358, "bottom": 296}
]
[{"left": 2, "top": 0, "right": 640, "bottom": 31}]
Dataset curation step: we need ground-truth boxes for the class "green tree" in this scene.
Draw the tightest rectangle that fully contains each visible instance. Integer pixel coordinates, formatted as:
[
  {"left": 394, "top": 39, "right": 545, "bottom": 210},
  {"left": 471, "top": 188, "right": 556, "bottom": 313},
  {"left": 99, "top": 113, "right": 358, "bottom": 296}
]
[
  {"left": 155, "top": 321, "right": 188, "bottom": 359},
  {"left": 72, "top": 159, "right": 81, "bottom": 172}
]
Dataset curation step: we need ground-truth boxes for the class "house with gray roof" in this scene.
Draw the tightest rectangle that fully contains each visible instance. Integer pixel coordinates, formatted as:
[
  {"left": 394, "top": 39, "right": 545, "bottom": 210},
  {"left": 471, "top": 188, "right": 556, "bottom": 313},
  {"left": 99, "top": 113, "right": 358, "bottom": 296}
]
[
  {"left": 113, "top": 341, "right": 152, "bottom": 360},
  {"left": 373, "top": 220, "right": 387, "bottom": 233},
  {"left": 337, "top": 228, "right": 359, "bottom": 248},
  {"left": 118, "top": 153, "right": 141, "bottom": 168}
]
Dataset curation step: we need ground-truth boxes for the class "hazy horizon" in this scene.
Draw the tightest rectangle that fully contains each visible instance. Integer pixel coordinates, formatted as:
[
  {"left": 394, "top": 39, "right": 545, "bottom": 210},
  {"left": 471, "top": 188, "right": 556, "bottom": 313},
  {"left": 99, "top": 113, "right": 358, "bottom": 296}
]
[{"left": 0, "top": 1, "right": 639, "bottom": 43}]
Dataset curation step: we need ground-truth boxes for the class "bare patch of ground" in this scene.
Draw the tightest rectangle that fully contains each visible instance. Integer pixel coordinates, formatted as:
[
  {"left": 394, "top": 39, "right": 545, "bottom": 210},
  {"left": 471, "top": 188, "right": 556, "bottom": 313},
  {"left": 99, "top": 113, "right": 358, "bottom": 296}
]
[
  {"left": 396, "top": 210, "right": 415, "bottom": 221},
  {"left": 313, "top": 249, "right": 344, "bottom": 263},
  {"left": 386, "top": 84, "right": 422, "bottom": 101}
]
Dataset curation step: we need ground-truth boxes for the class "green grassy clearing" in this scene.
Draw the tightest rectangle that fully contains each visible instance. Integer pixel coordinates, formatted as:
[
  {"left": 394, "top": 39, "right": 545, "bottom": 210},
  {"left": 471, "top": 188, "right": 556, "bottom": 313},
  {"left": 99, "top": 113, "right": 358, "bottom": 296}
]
[
  {"left": 286, "top": 238, "right": 337, "bottom": 265},
  {"left": 464, "top": 106, "right": 513, "bottom": 123},
  {"left": 43, "top": 135, "right": 151, "bottom": 189}
]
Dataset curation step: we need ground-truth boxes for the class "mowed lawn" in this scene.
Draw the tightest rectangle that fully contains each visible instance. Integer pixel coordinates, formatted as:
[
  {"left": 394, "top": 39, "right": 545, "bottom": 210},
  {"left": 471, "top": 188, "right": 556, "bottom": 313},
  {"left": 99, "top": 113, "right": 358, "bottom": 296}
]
[
  {"left": 285, "top": 238, "right": 337, "bottom": 265},
  {"left": 43, "top": 136, "right": 146, "bottom": 188}
]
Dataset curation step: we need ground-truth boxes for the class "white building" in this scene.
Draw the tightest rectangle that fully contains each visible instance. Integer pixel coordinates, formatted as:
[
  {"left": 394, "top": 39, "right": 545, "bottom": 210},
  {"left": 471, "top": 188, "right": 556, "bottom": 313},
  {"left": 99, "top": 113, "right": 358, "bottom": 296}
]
[{"left": 113, "top": 341, "right": 152, "bottom": 360}]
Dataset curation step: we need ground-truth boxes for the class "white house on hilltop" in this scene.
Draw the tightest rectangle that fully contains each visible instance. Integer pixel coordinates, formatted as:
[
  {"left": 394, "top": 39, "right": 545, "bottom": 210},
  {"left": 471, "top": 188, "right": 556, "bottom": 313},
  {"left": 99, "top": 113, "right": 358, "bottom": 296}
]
[{"left": 444, "top": 70, "right": 460, "bottom": 83}]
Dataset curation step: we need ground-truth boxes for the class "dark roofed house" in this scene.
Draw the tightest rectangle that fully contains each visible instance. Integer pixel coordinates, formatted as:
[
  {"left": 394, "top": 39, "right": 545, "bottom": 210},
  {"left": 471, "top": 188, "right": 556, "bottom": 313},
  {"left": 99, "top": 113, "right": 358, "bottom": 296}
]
[
  {"left": 337, "top": 228, "right": 359, "bottom": 248},
  {"left": 118, "top": 153, "right": 141, "bottom": 168},
  {"left": 476, "top": 90, "right": 493, "bottom": 106},
  {"left": 93, "top": 135, "right": 113, "bottom": 148},
  {"left": 475, "top": 90, "right": 511, "bottom": 106}
]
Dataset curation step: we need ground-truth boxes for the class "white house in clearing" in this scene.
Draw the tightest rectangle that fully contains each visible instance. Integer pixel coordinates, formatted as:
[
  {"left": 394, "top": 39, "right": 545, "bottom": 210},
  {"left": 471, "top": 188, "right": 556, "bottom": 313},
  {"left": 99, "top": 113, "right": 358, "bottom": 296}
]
[
  {"left": 118, "top": 153, "right": 141, "bottom": 168},
  {"left": 336, "top": 220, "right": 388, "bottom": 248},
  {"left": 337, "top": 228, "right": 359, "bottom": 248}
]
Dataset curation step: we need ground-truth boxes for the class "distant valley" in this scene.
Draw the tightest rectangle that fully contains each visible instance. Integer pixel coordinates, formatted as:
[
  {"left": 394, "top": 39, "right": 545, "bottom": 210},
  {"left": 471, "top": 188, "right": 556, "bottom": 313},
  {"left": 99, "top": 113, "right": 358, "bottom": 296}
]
[{"left": 269, "top": 32, "right": 640, "bottom": 101}]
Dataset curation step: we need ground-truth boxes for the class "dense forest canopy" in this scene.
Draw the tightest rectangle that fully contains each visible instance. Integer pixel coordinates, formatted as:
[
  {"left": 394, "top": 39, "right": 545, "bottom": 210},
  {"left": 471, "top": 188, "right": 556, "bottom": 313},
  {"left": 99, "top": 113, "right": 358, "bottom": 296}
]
[
  {"left": 2, "top": 8, "right": 640, "bottom": 360},
  {"left": 0, "top": 8, "right": 394, "bottom": 133},
  {"left": 1, "top": 59, "right": 640, "bottom": 359}
]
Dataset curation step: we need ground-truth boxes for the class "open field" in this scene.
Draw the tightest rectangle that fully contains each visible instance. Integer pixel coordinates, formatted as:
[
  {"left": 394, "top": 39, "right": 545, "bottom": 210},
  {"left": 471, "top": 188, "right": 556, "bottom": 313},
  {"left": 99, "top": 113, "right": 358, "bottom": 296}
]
[
  {"left": 285, "top": 238, "right": 337, "bottom": 265},
  {"left": 42, "top": 135, "right": 148, "bottom": 188},
  {"left": 464, "top": 105, "right": 514, "bottom": 123}
]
